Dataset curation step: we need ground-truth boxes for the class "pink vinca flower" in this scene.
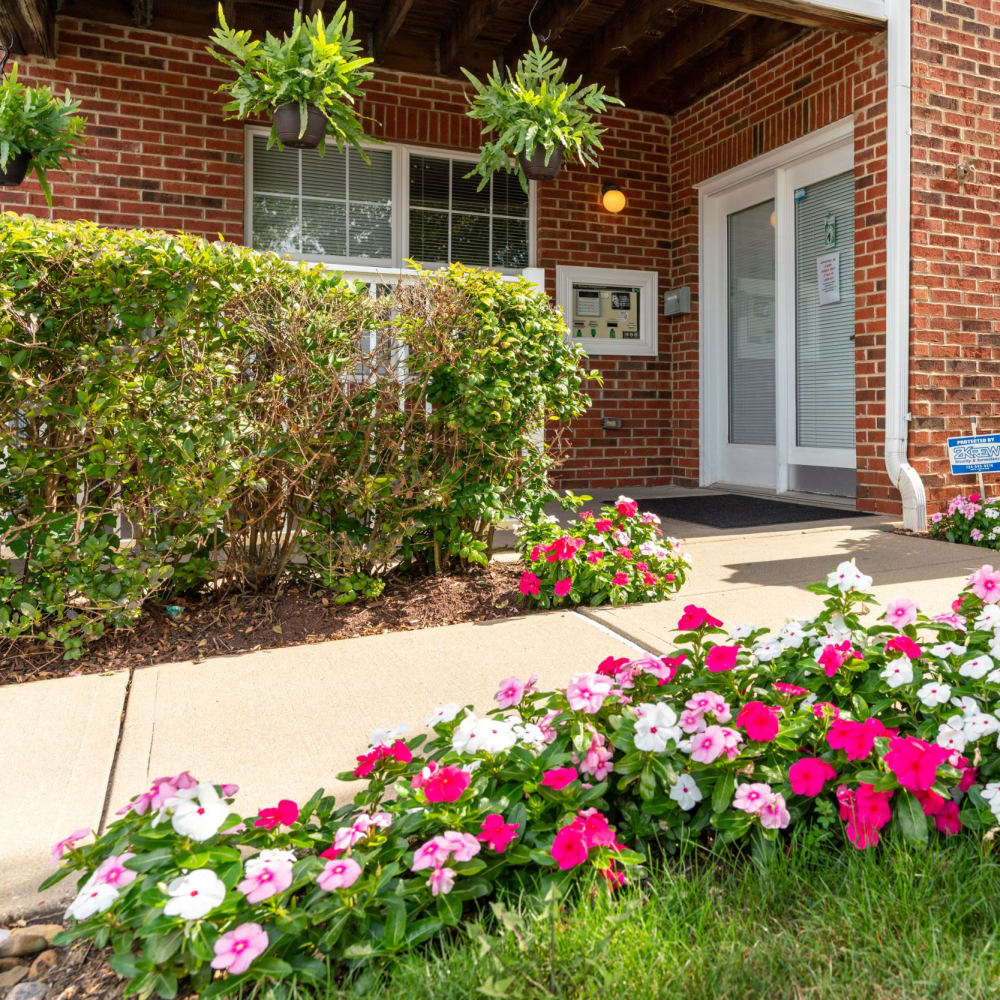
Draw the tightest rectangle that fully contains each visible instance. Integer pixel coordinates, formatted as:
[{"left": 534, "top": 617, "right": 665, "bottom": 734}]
[
  {"left": 423, "top": 765, "right": 471, "bottom": 803},
  {"left": 690, "top": 725, "right": 728, "bottom": 764},
  {"left": 611, "top": 572, "right": 629, "bottom": 587},
  {"left": 885, "top": 597, "right": 919, "bottom": 628},
  {"left": 94, "top": 853, "right": 138, "bottom": 889},
  {"left": 318, "top": 857, "right": 362, "bottom": 891},
  {"left": 254, "top": 799, "right": 299, "bottom": 830},
  {"left": 735, "top": 701, "right": 780, "bottom": 742},
  {"left": 554, "top": 577, "right": 573, "bottom": 597},
  {"left": 428, "top": 866, "right": 456, "bottom": 896},
  {"left": 678, "top": 605, "right": 723, "bottom": 631},
  {"left": 541, "top": 767, "right": 579, "bottom": 791},
  {"left": 494, "top": 676, "right": 526, "bottom": 709},
  {"left": 519, "top": 572, "right": 541, "bottom": 597},
  {"left": 759, "top": 793, "right": 791, "bottom": 830},
  {"left": 935, "top": 800, "right": 962, "bottom": 836},
  {"left": 477, "top": 814, "right": 520, "bottom": 853},
  {"left": 211, "top": 923, "right": 269, "bottom": 976},
  {"left": 788, "top": 757, "right": 837, "bottom": 797},
  {"left": 733, "top": 782, "right": 773, "bottom": 814},
  {"left": 883, "top": 736, "right": 951, "bottom": 793},
  {"left": 705, "top": 644, "right": 740, "bottom": 672},
  {"left": 970, "top": 565, "right": 1000, "bottom": 603},
  {"left": 566, "top": 673, "right": 614, "bottom": 714},
  {"left": 238, "top": 853, "right": 294, "bottom": 903},
  {"left": 51, "top": 828, "right": 90, "bottom": 865},
  {"left": 578, "top": 733, "right": 614, "bottom": 780}
]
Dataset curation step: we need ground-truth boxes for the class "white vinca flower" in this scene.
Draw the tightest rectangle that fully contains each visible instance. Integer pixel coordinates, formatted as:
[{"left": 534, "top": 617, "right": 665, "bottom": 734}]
[
  {"left": 959, "top": 655, "right": 995, "bottom": 680},
  {"left": 931, "top": 641, "right": 967, "bottom": 658},
  {"left": 826, "top": 561, "right": 873, "bottom": 593},
  {"left": 170, "top": 783, "right": 230, "bottom": 842},
  {"left": 753, "top": 639, "right": 783, "bottom": 663},
  {"left": 880, "top": 657, "right": 913, "bottom": 689},
  {"left": 669, "top": 774, "right": 703, "bottom": 811},
  {"left": 163, "top": 868, "right": 226, "bottom": 920},
  {"left": 981, "top": 782, "right": 1000, "bottom": 802},
  {"left": 976, "top": 605, "right": 1000, "bottom": 628},
  {"left": 989, "top": 636, "right": 1000, "bottom": 659},
  {"left": 951, "top": 695, "right": 980, "bottom": 716},
  {"left": 66, "top": 876, "right": 119, "bottom": 921},
  {"left": 425, "top": 703, "right": 460, "bottom": 727},
  {"left": 728, "top": 623, "right": 757, "bottom": 641},
  {"left": 369, "top": 723, "right": 411, "bottom": 748},
  {"left": 936, "top": 719, "right": 968, "bottom": 753},
  {"left": 964, "top": 713, "right": 1000, "bottom": 741},
  {"left": 916, "top": 681, "right": 952, "bottom": 708},
  {"left": 633, "top": 703, "right": 682, "bottom": 753},
  {"left": 451, "top": 713, "right": 517, "bottom": 754}
]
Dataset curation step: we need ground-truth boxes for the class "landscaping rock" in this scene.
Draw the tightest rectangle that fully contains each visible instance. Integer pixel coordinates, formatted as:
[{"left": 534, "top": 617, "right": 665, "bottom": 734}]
[
  {"left": 0, "top": 959, "right": 23, "bottom": 972},
  {"left": 0, "top": 931, "right": 8, "bottom": 945},
  {"left": 0, "top": 935, "right": 47, "bottom": 960},
  {"left": 14, "top": 928, "right": 62, "bottom": 947},
  {"left": 27, "top": 950, "right": 58, "bottom": 980},
  {"left": 7, "top": 983, "right": 48, "bottom": 1000},
  {"left": 0, "top": 965, "right": 28, "bottom": 989}
]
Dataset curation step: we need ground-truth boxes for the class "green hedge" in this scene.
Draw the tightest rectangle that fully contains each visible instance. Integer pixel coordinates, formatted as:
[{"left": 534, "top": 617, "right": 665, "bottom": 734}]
[{"left": 0, "top": 213, "right": 593, "bottom": 657}]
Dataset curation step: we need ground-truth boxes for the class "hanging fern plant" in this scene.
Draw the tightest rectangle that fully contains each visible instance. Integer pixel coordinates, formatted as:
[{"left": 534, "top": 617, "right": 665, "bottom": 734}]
[{"left": 462, "top": 36, "right": 623, "bottom": 192}]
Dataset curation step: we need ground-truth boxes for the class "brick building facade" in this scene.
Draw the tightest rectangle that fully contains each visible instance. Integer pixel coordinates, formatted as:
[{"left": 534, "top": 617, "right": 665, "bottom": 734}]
[{"left": 3, "top": 1, "right": 996, "bottom": 525}]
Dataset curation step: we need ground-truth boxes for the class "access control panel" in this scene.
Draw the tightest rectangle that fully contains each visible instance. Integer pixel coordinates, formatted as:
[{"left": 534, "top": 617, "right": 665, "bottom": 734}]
[{"left": 569, "top": 283, "right": 641, "bottom": 341}]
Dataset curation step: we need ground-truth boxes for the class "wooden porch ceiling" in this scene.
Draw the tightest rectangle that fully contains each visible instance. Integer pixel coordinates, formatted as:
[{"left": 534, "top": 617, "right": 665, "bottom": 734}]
[{"left": 8, "top": 0, "right": 885, "bottom": 115}]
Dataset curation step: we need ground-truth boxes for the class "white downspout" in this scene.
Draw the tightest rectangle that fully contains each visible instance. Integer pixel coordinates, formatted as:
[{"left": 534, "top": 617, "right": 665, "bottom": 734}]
[{"left": 885, "top": 0, "right": 927, "bottom": 530}]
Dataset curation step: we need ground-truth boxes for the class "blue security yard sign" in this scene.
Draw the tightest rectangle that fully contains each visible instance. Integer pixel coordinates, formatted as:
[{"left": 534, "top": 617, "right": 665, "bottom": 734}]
[{"left": 948, "top": 434, "right": 1000, "bottom": 475}]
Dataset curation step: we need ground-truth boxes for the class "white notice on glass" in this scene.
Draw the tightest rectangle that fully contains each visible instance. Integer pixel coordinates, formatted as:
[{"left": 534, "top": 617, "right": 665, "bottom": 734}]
[{"left": 816, "top": 251, "right": 841, "bottom": 305}]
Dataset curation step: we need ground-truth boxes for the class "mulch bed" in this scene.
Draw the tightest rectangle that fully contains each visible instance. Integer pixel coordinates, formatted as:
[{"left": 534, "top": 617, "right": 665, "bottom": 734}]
[{"left": 0, "top": 564, "right": 525, "bottom": 686}]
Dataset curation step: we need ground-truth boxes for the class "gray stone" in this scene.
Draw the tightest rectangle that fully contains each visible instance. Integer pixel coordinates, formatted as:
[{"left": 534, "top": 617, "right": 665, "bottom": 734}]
[
  {"left": 0, "top": 965, "right": 27, "bottom": 989},
  {"left": 7, "top": 983, "right": 48, "bottom": 1000},
  {"left": 0, "top": 931, "right": 8, "bottom": 945},
  {"left": 0, "top": 936, "right": 47, "bottom": 960}
]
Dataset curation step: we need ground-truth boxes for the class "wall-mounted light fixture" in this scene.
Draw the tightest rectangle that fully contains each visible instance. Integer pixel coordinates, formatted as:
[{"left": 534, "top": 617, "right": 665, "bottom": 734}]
[{"left": 601, "top": 182, "right": 626, "bottom": 214}]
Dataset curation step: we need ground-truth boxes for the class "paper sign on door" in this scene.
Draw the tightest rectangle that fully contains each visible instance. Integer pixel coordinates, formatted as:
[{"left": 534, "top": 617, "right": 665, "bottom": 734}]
[{"left": 816, "top": 251, "right": 841, "bottom": 305}]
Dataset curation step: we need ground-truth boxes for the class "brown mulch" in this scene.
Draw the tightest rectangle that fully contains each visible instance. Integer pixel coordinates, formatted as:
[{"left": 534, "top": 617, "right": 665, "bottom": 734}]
[
  {"left": 1, "top": 563, "right": 525, "bottom": 686},
  {"left": 40, "top": 941, "right": 129, "bottom": 1000}
]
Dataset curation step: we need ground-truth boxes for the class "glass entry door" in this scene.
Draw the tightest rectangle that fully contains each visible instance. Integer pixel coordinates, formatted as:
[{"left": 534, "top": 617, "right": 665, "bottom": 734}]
[{"left": 702, "top": 127, "right": 856, "bottom": 496}]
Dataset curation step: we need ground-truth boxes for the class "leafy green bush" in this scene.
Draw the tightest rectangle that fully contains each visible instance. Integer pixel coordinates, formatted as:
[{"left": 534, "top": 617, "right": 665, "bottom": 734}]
[
  {"left": 0, "top": 214, "right": 593, "bottom": 657},
  {"left": 516, "top": 496, "right": 690, "bottom": 607}
]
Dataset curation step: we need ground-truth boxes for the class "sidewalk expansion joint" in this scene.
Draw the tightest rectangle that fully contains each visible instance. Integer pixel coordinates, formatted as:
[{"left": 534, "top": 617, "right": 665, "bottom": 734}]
[
  {"left": 98, "top": 666, "right": 134, "bottom": 834},
  {"left": 571, "top": 608, "right": 661, "bottom": 657}
]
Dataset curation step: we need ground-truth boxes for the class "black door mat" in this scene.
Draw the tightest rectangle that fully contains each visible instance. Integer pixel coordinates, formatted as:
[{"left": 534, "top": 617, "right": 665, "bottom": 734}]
[{"left": 640, "top": 494, "right": 873, "bottom": 530}]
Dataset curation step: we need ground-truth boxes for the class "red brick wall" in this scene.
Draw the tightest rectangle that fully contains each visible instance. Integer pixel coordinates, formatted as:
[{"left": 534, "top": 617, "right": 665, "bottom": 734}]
[
  {"left": 669, "top": 28, "right": 893, "bottom": 513},
  {"left": 910, "top": 0, "right": 1000, "bottom": 514}
]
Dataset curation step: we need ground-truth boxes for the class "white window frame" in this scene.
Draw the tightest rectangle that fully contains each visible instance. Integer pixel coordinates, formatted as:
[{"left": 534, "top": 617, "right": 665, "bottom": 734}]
[
  {"left": 244, "top": 127, "right": 537, "bottom": 275},
  {"left": 554, "top": 265, "right": 659, "bottom": 358}
]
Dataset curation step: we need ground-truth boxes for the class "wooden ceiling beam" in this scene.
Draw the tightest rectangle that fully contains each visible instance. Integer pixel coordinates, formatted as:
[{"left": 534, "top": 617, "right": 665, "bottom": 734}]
[
  {"left": 658, "top": 16, "right": 806, "bottom": 113},
  {"left": 569, "top": 0, "right": 666, "bottom": 78},
  {"left": 621, "top": 8, "right": 749, "bottom": 103},
  {"left": 1, "top": 0, "right": 54, "bottom": 57},
  {"left": 372, "top": 0, "right": 416, "bottom": 61},
  {"left": 694, "top": 0, "right": 884, "bottom": 35},
  {"left": 503, "top": 0, "right": 594, "bottom": 67},
  {"left": 440, "top": 0, "right": 510, "bottom": 74}
]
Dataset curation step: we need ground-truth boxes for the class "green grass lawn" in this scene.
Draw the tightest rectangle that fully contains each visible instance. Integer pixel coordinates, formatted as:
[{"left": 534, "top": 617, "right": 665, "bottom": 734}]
[{"left": 324, "top": 832, "right": 1000, "bottom": 1000}]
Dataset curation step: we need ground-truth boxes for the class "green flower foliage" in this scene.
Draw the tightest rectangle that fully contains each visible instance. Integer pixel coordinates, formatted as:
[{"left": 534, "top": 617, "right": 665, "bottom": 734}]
[
  {"left": 462, "top": 36, "right": 623, "bottom": 192},
  {"left": 0, "top": 63, "right": 86, "bottom": 204},
  {"left": 207, "top": 3, "right": 373, "bottom": 153},
  {"left": 0, "top": 214, "right": 594, "bottom": 658}
]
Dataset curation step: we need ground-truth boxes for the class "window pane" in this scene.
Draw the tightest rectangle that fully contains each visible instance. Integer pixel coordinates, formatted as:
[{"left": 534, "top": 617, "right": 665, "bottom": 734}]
[
  {"left": 251, "top": 195, "right": 300, "bottom": 254},
  {"left": 451, "top": 213, "right": 489, "bottom": 266},
  {"left": 727, "top": 200, "right": 775, "bottom": 446},
  {"left": 491, "top": 217, "right": 528, "bottom": 269},
  {"left": 350, "top": 201, "right": 392, "bottom": 259},
  {"left": 301, "top": 147, "right": 346, "bottom": 199},
  {"left": 409, "top": 155, "right": 449, "bottom": 210},
  {"left": 252, "top": 135, "right": 298, "bottom": 196},
  {"left": 350, "top": 148, "right": 392, "bottom": 204},
  {"left": 409, "top": 208, "right": 448, "bottom": 263},
  {"left": 302, "top": 199, "right": 347, "bottom": 257},
  {"left": 492, "top": 170, "right": 528, "bottom": 217},
  {"left": 795, "top": 170, "right": 855, "bottom": 450},
  {"left": 451, "top": 160, "right": 489, "bottom": 214}
]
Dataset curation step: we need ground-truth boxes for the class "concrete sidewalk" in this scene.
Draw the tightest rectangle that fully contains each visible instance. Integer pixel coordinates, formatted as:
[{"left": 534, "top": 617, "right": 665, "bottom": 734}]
[{"left": 1, "top": 517, "right": 985, "bottom": 920}]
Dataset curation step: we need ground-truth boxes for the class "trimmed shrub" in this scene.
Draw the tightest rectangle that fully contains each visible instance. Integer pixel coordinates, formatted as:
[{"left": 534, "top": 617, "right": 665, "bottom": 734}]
[
  {"left": 45, "top": 563, "right": 1000, "bottom": 998},
  {"left": 515, "top": 495, "right": 689, "bottom": 606},
  {"left": 0, "top": 214, "right": 594, "bottom": 656}
]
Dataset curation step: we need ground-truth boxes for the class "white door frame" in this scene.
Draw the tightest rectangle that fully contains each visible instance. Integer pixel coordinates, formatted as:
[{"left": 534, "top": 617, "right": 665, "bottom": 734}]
[{"left": 697, "top": 116, "right": 855, "bottom": 492}]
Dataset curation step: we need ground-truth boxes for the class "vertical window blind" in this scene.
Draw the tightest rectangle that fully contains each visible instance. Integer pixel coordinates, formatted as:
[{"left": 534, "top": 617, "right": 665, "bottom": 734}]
[
  {"left": 795, "top": 169, "right": 855, "bottom": 450},
  {"left": 727, "top": 199, "right": 776, "bottom": 446}
]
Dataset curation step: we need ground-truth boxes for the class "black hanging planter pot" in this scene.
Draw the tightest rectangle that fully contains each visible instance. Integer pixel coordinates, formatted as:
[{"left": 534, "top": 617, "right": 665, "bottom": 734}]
[
  {"left": 272, "top": 103, "right": 327, "bottom": 149},
  {"left": 0, "top": 151, "right": 31, "bottom": 187},
  {"left": 518, "top": 146, "right": 563, "bottom": 182}
]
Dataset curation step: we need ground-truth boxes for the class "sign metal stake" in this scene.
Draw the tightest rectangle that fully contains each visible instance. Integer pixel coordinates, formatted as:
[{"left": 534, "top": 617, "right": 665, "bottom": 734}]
[{"left": 972, "top": 417, "right": 987, "bottom": 499}]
